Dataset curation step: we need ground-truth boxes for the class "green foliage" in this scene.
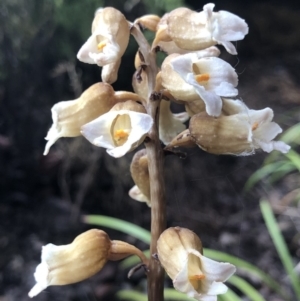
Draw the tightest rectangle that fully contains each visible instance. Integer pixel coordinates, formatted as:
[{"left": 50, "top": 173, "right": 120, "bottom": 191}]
[
  {"left": 85, "top": 214, "right": 288, "bottom": 301},
  {"left": 260, "top": 199, "right": 300, "bottom": 300}
]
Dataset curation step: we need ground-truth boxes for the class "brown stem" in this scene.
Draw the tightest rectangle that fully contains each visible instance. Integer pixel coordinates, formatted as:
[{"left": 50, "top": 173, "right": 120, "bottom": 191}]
[
  {"left": 131, "top": 23, "right": 166, "bottom": 301},
  {"left": 145, "top": 97, "right": 166, "bottom": 301}
]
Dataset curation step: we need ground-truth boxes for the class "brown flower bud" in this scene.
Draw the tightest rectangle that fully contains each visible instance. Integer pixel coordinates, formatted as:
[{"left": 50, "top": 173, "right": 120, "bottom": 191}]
[
  {"left": 129, "top": 149, "right": 150, "bottom": 206},
  {"left": 134, "top": 14, "right": 161, "bottom": 32},
  {"left": 165, "top": 129, "right": 196, "bottom": 150}
]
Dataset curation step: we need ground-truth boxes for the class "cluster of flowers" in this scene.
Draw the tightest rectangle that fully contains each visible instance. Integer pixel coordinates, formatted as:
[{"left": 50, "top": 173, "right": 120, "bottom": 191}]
[
  {"left": 30, "top": 4, "right": 290, "bottom": 301},
  {"left": 29, "top": 227, "right": 235, "bottom": 301}
]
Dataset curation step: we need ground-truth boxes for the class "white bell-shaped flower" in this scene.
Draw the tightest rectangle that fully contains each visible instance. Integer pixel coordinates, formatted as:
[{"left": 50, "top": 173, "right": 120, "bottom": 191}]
[
  {"left": 81, "top": 109, "right": 153, "bottom": 158},
  {"left": 77, "top": 7, "right": 130, "bottom": 67},
  {"left": 161, "top": 53, "right": 238, "bottom": 116}
]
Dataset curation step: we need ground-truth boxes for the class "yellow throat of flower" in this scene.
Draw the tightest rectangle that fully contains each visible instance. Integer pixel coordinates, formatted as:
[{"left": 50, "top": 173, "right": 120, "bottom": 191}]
[
  {"left": 97, "top": 41, "right": 107, "bottom": 51},
  {"left": 113, "top": 129, "right": 130, "bottom": 145},
  {"left": 195, "top": 73, "right": 210, "bottom": 84}
]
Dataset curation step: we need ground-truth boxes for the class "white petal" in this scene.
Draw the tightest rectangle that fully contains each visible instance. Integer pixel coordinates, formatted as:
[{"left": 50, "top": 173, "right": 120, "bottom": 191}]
[
  {"left": 107, "top": 112, "right": 153, "bottom": 158},
  {"left": 88, "top": 41, "right": 120, "bottom": 66},
  {"left": 211, "top": 10, "right": 248, "bottom": 54},
  {"left": 185, "top": 73, "right": 222, "bottom": 116},
  {"left": 43, "top": 104, "right": 65, "bottom": 155},
  {"left": 28, "top": 262, "right": 49, "bottom": 297},
  {"left": 214, "top": 82, "right": 238, "bottom": 97},
  {"left": 82, "top": 110, "right": 153, "bottom": 158},
  {"left": 159, "top": 100, "right": 187, "bottom": 144},
  {"left": 81, "top": 112, "right": 115, "bottom": 148},
  {"left": 254, "top": 121, "right": 282, "bottom": 142},
  {"left": 193, "top": 57, "right": 238, "bottom": 94},
  {"left": 77, "top": 35, "right": 99, "bottom": 64},
  {"left": 128, "top": 185, "right": 151, "bottom": 206}
]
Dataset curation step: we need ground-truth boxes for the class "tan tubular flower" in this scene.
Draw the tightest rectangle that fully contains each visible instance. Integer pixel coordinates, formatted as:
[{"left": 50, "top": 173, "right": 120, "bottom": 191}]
[
  {"left": 165, "top": 4, "right": 248, "bottom": 55},
  {"left": 28, "top": 229, "right": 111, "bottom": 298},
  {"left": 129, "top": 149, "right": 151, "bottom": 206},
  {"left": 189, "top": 102, "right": 290, "bottom": 155},
  {"left": 159, "top": 99, "right": 189, "bottom": 145},
  {"left": 44, "top": 83, "right": 116, "bottom": 155},
  {"left": 28, "top": 229, "right": 148, "bottom": 298},
  {"left": 161, "top": 53, "right": 238, "bottom": 116},
  {"left": 157, "top": 227, "right": 236, "bottom": 301},
  {"left": 81, "top": 101, "right": 153, "bottom": 158},
  {"left": 77, "top": 7, "right": 130, "bottom": 68}
]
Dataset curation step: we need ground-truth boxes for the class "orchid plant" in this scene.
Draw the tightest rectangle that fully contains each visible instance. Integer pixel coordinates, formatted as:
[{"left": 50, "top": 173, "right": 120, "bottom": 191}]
[{"left": 29, "top": 4, "right": 290, "bottom": 301}]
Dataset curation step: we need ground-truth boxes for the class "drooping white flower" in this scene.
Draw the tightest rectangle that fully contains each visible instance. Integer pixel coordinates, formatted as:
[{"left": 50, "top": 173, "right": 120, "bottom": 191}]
[
  {"left": 157, "top": 227, "right": 236, "bottom": 301},
  {"left": 28, "top": 229, "right": 111, "bottom": 298},
  {"left": 161, "top": 53, "right": 238, "bottom": 116},
  {"left": 81, "top": 110, "right": 153, "bottom": 158},
  {"left": 77, "top": 7, "right": 130, "bottom": 68},
  {"left": 189, "top": 99, "right": 291, "bottom": 155},
  {"left": 43, "top": 83, "right": 116, "bottom": 155},
  {"left": 153, "top": 4, "right": 248, "bottom": 55}
]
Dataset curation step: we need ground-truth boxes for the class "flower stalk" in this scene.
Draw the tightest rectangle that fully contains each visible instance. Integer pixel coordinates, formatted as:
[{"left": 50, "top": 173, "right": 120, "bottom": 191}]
[{"left": 131, "top": 23, "right": 166, "bottom": 301}]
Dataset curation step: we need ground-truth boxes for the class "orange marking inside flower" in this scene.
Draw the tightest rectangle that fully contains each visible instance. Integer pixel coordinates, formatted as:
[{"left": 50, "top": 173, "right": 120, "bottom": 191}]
[
  {"left": 189, "top": 274, "right": 206, "bottom": 280},
  {"left": 114, "top": 129, "right": 129, "bottom": 142},
  {"left": 195, "top": 73, "right": 210, "bottom": 83},
  {"left": 252, "top": 122, "right": 259, "bottom": 131},
  {"left": 97, "top": 41, "right": 107, "bottom": 50}
]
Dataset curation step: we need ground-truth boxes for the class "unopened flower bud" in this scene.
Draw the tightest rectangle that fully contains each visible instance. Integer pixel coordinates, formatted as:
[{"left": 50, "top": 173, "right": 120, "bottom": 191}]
[
  {"left": 44, "top": 83, "right": 116, "bottom": 155},
  {"left": 129, "top": 149, "right": 150, "bottom": 206},
  {"left": 134, "top": 14, "right": 160, "bottom": 32},
  {"left": 157, "top": 227, "right": 236, "bottom": 301},
  {"left": 28, "top": 229, "right": 111, "bottom": 298},
  {"left": 165, "top": 129, "right": 196, "bottom": 150}
]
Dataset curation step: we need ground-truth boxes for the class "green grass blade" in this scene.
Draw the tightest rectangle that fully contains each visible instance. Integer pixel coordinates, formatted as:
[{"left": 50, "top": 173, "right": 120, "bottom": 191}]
[
  {"left": 117, "top": 290, "right": 147, "bottom": 301},
  {"left": 285, "top": 149, "right": 300, "bottom": 172},
  {"left": 268, "top": 162, "right": 296, "bottom": 183},
  {"left": 117, "top": 289, "right": 195, "bottom": 301},
  {"left": 280, "top": 123, "right": 300, "bottom": 145},
  {"left": 164, "top": 289, "right": 194, "bottom": 300},
  {"left": 260, "top": 200, "right": 300, "bottom": 299},
  {"left": 83, "top": 215, "right": 151, "bottom": 244},
  {"left": 204, "top": 249, "right": 287, "bottom": 299},
  {"left": 244, "top": 161, "right": 288, "bottom": 191},
  {"left": 228, "top": 275, "right": 266, "bottom": 301},
  {"left": 221, "top": 288, "right": 241, "bottom": 301}
]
